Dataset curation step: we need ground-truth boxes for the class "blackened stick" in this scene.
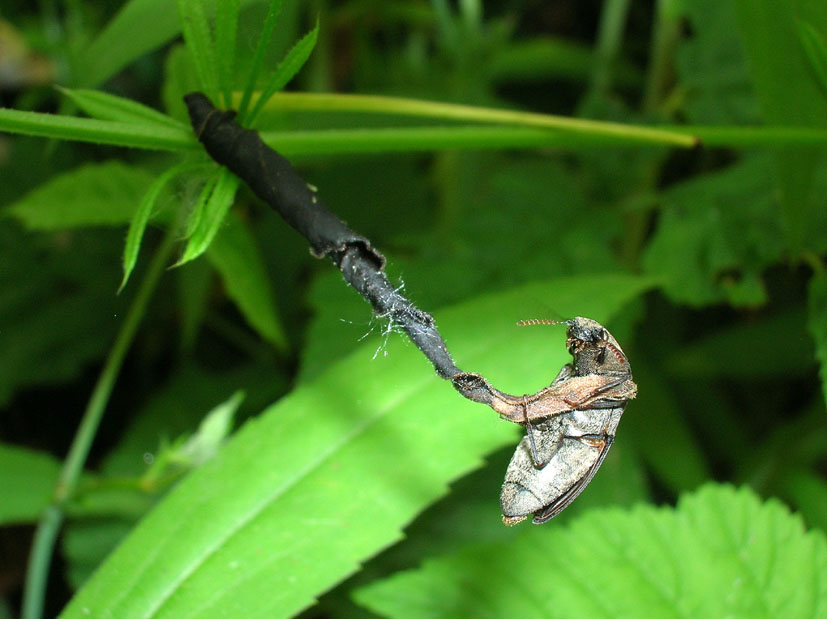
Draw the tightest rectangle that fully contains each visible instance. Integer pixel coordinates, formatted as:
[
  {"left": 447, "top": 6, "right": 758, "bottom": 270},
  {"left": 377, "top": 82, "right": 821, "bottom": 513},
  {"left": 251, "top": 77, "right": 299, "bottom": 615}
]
[{"left": 184, "top": 92, "right": 469, "bottom": 382}]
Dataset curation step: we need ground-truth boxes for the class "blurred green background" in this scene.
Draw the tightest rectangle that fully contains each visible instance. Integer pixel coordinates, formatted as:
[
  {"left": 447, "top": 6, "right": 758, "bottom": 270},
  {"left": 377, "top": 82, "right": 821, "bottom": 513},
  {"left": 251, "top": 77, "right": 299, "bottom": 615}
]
[{"left": 1, "top": 0, "right": 826, "bottom": 617}]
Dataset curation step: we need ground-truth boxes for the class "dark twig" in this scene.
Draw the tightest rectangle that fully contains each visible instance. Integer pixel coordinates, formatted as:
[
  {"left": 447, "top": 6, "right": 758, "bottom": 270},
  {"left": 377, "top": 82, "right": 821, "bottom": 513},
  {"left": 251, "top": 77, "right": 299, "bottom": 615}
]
[{"left": 184, "top": 92, "right": 491, "bottom": 394}]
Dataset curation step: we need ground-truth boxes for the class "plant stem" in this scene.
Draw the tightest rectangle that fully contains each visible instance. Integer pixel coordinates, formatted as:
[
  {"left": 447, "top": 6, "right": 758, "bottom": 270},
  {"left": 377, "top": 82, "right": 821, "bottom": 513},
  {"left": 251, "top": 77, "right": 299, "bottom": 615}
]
[
  {"left": 250, "top": 92, "right": 699, "bottom": 147},
  {"left": 643, "top": 0, "right": 680, "bottom": 113},
  {"left": 22, "top": 225, "right": 178, "bottom": 619},
  {"left": 591, "top": 0, "right": 632, "bottom": 97}
]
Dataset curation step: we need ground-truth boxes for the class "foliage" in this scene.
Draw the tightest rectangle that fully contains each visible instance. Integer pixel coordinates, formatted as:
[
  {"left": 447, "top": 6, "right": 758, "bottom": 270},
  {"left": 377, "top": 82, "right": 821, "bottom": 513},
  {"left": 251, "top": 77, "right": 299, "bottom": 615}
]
[
  {"left": 0, "top": 0, "right": 825, "bottom": 617},
  {"left": 355, "top": 484, "right": 827, "bottom": 618}
]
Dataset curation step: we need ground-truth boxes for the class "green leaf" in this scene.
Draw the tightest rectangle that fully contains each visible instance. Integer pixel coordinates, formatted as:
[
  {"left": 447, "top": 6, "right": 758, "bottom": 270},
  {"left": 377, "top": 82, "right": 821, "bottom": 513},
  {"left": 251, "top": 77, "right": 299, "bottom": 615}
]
[
  {"left": 354, "top": 484, "right": 827, "bottom": 618},
  {"left": 62, "top": 274, "right": 651, "bottom": 618},
  {"left": 798, "top": 20, "right": 827, "bottom": 95},
  {"left": 121, "top": 161, "right": 205, "bottom": 291},
  {"left": 5, "top": 161, "right": 154, "bottom": 230},
  {"left": 675, "top": 0, "right": 760, "bottom": 124},
  {"left": 57, "top": 87, "right": 186, "bottom": 130},
  {"left": 246, "top": 20, "right": 320, "bottom": 126},
  {"left": 206, "top": 211, "right": 288, "bottom": 350},
  {"left": 215, "top": 0, "right": 240, "bottom": 108},
  {"left": 177, "top": 0, "right": 220, "bottom": 101},
  {"left": 808, "top": 272, "right": 827, "bottom": 410},
  {"left": 178, "top": 168, "right": 240, "bottom": 265},
  {"left": 74, "top": 0, "right": 185, "bottom": 88},
  {"left": 0, "top": 444, "right": 60, "bottom": 525},
  {"left": 237, "top": 0, "right": 285, "bottom": 122},
  {"left": 733, "top": 0, "right": 827, "bottom": 252},
  {"left": 0, "top": 106, "right": 194, "bottom": 150},
  {"left": 643, "top": 155, "right": 786, "bottom": 307},
  {"left": 0, "top": 221, "right": 122, "bottom": 405}
]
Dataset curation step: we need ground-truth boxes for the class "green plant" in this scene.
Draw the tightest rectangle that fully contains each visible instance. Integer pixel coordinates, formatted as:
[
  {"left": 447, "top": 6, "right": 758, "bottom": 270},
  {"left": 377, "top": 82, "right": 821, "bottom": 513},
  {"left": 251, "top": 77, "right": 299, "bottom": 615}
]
[{"left": 1, "top": 0, "right": 826, "bottom": 617}]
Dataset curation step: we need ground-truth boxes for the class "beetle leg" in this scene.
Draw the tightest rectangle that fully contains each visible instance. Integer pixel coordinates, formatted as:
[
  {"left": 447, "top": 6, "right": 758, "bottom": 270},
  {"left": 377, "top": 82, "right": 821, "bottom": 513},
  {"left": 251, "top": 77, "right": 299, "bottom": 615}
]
[
  {"left": 523, "top": 395, "right": 541, "bottom": 466},
  {"left": 561, "top": 376, "right": 627, "bottom": 408}
]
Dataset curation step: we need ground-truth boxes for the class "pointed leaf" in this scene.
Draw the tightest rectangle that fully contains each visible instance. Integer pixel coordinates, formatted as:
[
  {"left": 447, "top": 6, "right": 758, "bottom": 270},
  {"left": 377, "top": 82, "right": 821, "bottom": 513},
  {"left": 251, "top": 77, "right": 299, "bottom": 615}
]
[
  {"left": 5, "top": 161, "right": 154, "bottom": 230},
  {"left": 58, "top": 87, "right": 186, "bottom": 129},
  {"left": 121, "top": 162, "right": 205, "bottom": 290},
  {"left": 247, "top": 21, "right": 319, "bottom": 125},
  {"left": 0, "top": 444, "right": 60, "bottom": 525},
  {"left": 206, "top": 211, "right": 288, "bottom": 350},
  {"left": 237, "top": 0, "right": 284, "bottom": 121},
  {"left": 178, "top": 168, "right": 240, "bottom": 265},
  {"left": 355, "top": 485, "right": 827, "bottom": 618},
  {"left": 75, "top": 0, "right": 184, "bottom": 88},
  {"left": 215, "top": 0, "right": 240, "bottom": 108},
  {"left": 177, "top": 0, "right": 219, "bottom": 100},
  {"left": 62, "top": 274, "right": 651, "bottom": 617}
]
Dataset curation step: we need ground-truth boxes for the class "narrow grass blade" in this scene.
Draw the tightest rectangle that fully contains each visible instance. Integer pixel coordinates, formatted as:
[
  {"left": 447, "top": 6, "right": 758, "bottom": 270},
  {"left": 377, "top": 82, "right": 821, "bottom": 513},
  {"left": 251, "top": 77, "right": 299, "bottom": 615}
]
[
  {"left": 177, "top": 0, "right": 219, "bottom": 100},
  {"left": 236, "top": 0, "right": 284, "bottom": 122},
  {"left": 58, "top": 87, "right": 186, "bottom": 129},
  {"left": 215, "top": 0, "right": 240, "bottom": 108},
  {"left": 0, "top": 107, "right": 194, "bottom": 150},
  {"left": 246, "top": 21, "right": 319, "bottom": 126}
]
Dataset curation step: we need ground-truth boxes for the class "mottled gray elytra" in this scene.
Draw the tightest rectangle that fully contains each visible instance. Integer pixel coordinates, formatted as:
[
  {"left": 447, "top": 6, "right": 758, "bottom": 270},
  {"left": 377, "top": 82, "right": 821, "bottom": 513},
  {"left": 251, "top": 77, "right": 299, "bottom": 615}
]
[{"left": 497, "top": 317, "right": 637, "bottom": 525}]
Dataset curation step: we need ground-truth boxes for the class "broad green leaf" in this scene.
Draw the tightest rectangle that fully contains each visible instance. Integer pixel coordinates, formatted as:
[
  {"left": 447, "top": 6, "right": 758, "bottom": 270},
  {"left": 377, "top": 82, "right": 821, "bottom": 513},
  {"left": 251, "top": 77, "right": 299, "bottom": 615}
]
[
  {"left": 215, "top": 0, "right": 241, "bottom": 108},
  {"left": 675, "top": 0, "right": 760, "bottom": 124},
  {"left": 237, "top": 0, "right": 285, "bottom": 122},
  {"left": 643, "top": 155, "right": 786, "bottom": 307},
  {"left": 206, "top": 211, "right": 288, "bottom": 350},
  {"left": 74, "top": 0, "right": 185, "bottom": 88},
  {"left": 177, "top": 0, "right": 220, "bottom": 101},
  {"left": 354, "top": 484, "right": 827, "bottom": 618},
  {"left": 63, "top": 365, "right": 285, "bottom": 590},
  {"left": 0, "top": 444, "right": 60, "bottom": 525},
  {"left": 121, "top": 161, "right": 205, "bottom": 290},
  {"left": 5, "top": 161, "right": 154, "bottom": 230},
  {"left": 808, "top": 272, "right": 827, "bottom": 410},
  {"left": 58, "top": 87, "right": 186, "bottom": 130},
  {"left": 0, "top": 221, "right": 122, "bottom": 405},
  {"left": 62, "top": 274, "right": 651, "bottom": 618},
  {"left": 101, "top": 363, "right": 286, "bottom": 478},
  {"left": 247, "top": 20, "right": 320, "bottom": 125},
  {"left": 733, "top": 0, "right": 827, "bottom": 252},
  {"left": 63, "top": 519, "right": 139, "bottom": 590},
  {"left": 178, "top": 168, "right": 240, "bottom": 265}
]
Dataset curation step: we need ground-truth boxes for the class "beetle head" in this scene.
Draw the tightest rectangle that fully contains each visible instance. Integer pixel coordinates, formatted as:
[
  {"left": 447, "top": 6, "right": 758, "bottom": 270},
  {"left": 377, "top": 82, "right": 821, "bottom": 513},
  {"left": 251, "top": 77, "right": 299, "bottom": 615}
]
[
  {"left": 564, "top": 317, "right": 629, "bottom": 376},
  {"left": 516, "top": 316, "right": 630, "bottom": 376}
]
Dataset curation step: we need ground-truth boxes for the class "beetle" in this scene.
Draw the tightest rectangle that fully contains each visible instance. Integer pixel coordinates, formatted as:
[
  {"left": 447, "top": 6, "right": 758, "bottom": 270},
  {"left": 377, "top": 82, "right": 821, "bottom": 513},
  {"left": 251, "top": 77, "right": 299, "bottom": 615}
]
[{"left": 490, "top": 317, "right": 637, "bottom": 525}]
